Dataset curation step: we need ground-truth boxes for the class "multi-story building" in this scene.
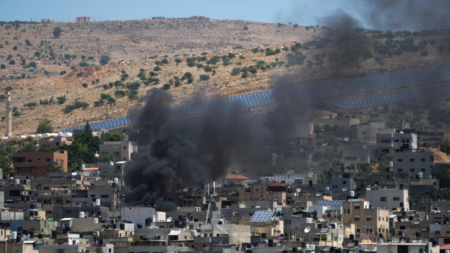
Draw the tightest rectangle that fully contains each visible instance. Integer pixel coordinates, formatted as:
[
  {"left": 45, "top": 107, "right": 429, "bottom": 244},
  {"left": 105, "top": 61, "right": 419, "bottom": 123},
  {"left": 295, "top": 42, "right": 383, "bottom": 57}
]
[
  {"left": 393, "top": 150, "right": 435, "bottom": 179},
  {"left": 342, "top": 200, "right": 390, "bottom": 240},
  {"left": 99, "top": 135, "right": 138, "bottom": 161},
  {"left": 366, "top": 187, "right": 410, "bottom": 211},
  {"left": 76, "top": 16, "right": 91, "bottom": 22},
  {"left": 376, "top": 129, "right": 418, "bottom": 154},
  {"left": 12, "top": 151, "right": 68, "bottom": 177},
  {"left": 357, "top": 122, "right": 386, "bottom": 141},
  {"left": 342, "top": 146, "right": 370, "bottom": 173}
]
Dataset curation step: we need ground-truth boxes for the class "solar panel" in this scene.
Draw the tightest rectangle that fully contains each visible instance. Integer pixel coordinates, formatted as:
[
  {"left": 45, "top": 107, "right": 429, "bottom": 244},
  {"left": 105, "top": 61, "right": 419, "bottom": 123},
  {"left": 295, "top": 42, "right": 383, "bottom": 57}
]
[
  {"left": 316, "top": 200, "right": 345, "bottom": 207},
  {"left": 62, "top": 64, "right": 450, "bottom": 132},
  {"left": 250, "top": 210, "right": 276, "bottom": 223}
]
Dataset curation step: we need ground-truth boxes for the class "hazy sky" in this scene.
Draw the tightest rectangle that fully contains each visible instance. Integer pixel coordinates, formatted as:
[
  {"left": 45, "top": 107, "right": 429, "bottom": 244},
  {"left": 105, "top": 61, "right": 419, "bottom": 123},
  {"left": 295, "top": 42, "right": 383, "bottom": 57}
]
[{"left": 0, "top": 0, "right": 367, "bottom": 28}]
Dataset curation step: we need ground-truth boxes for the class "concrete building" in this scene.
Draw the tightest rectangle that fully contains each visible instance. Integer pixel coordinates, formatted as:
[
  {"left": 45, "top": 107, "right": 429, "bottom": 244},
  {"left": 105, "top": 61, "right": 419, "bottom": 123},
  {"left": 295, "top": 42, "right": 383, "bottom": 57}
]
[
  {"left": 281, "top": 119, "right": 314, "bottom": 172},
  {"left": 342, "top": 146, "right": 370, "bottom": 173},
  {"left": 366, "top": 187, "right": 410, "bottom": 211},
  {"left": 99, "top": 136, "right": 138, "bottom": 161},
  {"left": 330, "top": 173, "right": 356, "bottom": 193},
  {"left": 377, "top": 242, "right": 439, "bottom": 253},
  {"left": 357, "top": 122, "right": 386, "bottom": 141},
  {"left": 40, "top": 19, "right": 55, "bottom": 23},
  {"left": 76, "top": 16, "right": 90, "bottom": 22},
  {"left": 377, "top": 129, "right": 418, "bottom": 154},
  {"left": 342, "top": 200, "right": 390, "bottom": 240},
  {"left": 39, "top": 136, "right": 73, "bottom": 148},
  {"left": 12, "top": 151, "right": 68, "bottom": 177},
  {"left": 5, "top": 92, "right": 11, "bottom": 137},
  {"left": 393, "top": 151, "right": 435, "bottom": 179}
]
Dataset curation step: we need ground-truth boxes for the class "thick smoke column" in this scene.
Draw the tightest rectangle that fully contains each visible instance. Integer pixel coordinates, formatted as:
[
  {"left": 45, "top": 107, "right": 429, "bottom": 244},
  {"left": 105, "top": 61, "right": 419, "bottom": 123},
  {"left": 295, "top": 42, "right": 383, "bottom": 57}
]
[{"left": 124, "top": 89, "right": 267, "bottom": 210}]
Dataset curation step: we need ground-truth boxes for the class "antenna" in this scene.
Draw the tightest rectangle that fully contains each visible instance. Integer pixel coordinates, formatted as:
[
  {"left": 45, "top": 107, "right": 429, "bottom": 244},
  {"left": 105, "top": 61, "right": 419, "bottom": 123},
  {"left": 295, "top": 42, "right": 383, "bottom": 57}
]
[{"left": 304, "top": 226, "right": 311, "bottom": 233}]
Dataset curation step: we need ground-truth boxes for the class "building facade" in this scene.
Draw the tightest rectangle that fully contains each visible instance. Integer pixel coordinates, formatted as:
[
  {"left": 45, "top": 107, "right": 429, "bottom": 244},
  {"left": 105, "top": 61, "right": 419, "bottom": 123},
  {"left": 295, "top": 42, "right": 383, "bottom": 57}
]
[
  {"left": 76, "top": 16, "right": 91, "bottom": 22},
  {"left": 12, "top": 151, "right": 68, "bottom": 177}
]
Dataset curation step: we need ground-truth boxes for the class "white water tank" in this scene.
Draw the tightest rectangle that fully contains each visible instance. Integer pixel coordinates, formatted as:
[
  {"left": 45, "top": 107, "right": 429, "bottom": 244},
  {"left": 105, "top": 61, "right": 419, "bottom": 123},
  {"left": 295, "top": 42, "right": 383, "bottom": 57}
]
[
  {"left": 389, "top": 161, "right": 393, "bottom": 167},
  {"left": 306, "top": 218, "right": 313, "bottom": 223},
  {"left": 96, "top": 199, "right": 101, "bottom": 206},
  {"left": 114, "top": 178, "right": 119, "bottom": 184},
  {"left": 325, "top": 187, "right": 330, "bottom": 191},
  {"left": 12, "top": 231, "right": 17, "bottom": 239},
  {"left": 418, "top": 172, "right": 423, "bottom": 179},
  {"left": 79, "top": 212, "right": 85, "bottom": 218},
  {"left": 81, "top": 164, "right": 85, "bottom": 170},
  {"left": 15, "top": 179, "right": 20, "bottom": 185},
  {"left": 350, "top": 191, "right": 355, "bottom": 197},
  {"left": 306, "top": 244, "right": 310, "bottom": 249},
  {"left": 310, "top": 245, "right": 315, "bottom": 250},
  {"left": 191, "top": 230, "right": 198, "bottom": 237}
]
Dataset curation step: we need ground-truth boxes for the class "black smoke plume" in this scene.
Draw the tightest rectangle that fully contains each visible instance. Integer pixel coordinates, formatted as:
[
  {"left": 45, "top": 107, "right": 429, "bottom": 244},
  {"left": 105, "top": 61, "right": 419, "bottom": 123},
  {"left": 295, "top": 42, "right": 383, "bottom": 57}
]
[{"left": 124, "top": 89, "right": 268, "bottom": 210}]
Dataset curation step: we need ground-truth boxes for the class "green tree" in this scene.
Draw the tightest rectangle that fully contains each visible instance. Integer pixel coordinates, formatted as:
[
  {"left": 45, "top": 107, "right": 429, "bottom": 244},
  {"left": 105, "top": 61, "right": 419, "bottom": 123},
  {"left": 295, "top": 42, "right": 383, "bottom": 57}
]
[
  {"left": 199, "top": 74, "right": 210, "bottom": 81},
  {"left": 53, "top": 27, "right": 62, "bottom": 38},
  {"left": 440, "top": 138, "right": 450, "bottom": 154},
  {"left": 66, "top": 122, "right": 100, "bottom": 169},
  {"left": 105, "top": 133, "right": 123, "bottom": 141},
  {"left": 101, "top": 153, "right": 116, "bottom": 162},
  {"left": 99, "top": 55, "right": 110, "bottom": 65},
  {"left": 22, "top": 143, "right": 37, "bottom": 152},
  {"left": 82, "top": 83, "right": 88, "bottom": 88},
  {"left": 231, "top": 67, "right": 241, "bottom": 76},
  {"left": 0, "top": 151, "right": 12, "bottom": 178},
  {"left": 36, "top": 118, "right": 53, "bottom": 133}
]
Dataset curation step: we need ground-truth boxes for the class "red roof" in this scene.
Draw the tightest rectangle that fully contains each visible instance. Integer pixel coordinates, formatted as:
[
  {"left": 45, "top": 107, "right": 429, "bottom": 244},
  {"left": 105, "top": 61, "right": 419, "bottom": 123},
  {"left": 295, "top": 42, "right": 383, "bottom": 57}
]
[
  {"left": 226, "top": 174, "right": 249, "bottom": 180},
  {"left": 268, "top": 180, "right": 286, "bottom": 187},
  {"left": 84, "top": 168, "right": 99, "bottom": 171},
  {"left": 441, "top": 245, "right": 450, "bottom": 250}
]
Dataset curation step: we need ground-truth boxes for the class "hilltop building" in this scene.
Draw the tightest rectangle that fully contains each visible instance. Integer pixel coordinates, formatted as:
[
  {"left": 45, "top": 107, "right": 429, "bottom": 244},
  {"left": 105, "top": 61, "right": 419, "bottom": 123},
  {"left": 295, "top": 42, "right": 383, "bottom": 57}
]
[
  {"left": 76, "top": 16, "right": 91, "bottom": 22},
  {"left": 40, "top": 19, "right": 55, "bottom": 23}
]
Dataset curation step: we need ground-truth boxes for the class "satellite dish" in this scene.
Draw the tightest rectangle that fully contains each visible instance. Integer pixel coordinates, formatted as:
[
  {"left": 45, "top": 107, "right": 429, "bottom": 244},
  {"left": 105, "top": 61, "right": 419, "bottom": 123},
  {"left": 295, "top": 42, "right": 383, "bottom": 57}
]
[
  {"left": 167, "top": 217, "right": 172, "bottom": 222},
  {"left": 342, "top": 188, "right": 348, "bottom": 192},
  {"left": 304, "top": 226, "right": 311, "bottom": 233}
]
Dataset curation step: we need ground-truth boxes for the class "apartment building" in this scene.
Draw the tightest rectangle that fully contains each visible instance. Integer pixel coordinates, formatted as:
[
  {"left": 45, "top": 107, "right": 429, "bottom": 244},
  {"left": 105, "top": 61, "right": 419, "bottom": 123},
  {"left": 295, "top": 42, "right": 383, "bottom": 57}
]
[
  {"left": 99, "top": 136, "right": 138, "bottom": 161},
  {"left": 376, "top": 130, "right": 418, "bottom": 154},
  {"left": 342, "top": 200, "right": 390, "bottom": 240},
  {"left": 366, "top": 187, "right": 410, "bottom": 211},
  {"left": 12, "top": 151, "right": 68, "bottom": 177},
  {"left": 393, "top": 151, "right": 435, "bottom": 179},
  {"left": 39, "top": 136, "right": 73, "bottom": 148},
  {"left": 40, "top": 19, "right": 55, "bottom": 23}
]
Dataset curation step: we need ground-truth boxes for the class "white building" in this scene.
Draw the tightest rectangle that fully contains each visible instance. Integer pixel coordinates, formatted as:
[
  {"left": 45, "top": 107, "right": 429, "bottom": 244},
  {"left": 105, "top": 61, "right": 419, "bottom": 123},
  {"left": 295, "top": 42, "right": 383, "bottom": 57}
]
[
  {"left": 377, "top": 242, "right": 439, "bottom": 253},
  {"left": 377, "top": 129, "right": 417, "bottom": 154}
]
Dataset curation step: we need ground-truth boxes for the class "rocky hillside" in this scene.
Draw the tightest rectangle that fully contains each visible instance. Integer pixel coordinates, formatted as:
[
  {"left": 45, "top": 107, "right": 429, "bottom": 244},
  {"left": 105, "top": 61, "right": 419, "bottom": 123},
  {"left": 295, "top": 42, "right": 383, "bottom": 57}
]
[{"left": 1, "top": 20, "right": 450, "bottom": 135}]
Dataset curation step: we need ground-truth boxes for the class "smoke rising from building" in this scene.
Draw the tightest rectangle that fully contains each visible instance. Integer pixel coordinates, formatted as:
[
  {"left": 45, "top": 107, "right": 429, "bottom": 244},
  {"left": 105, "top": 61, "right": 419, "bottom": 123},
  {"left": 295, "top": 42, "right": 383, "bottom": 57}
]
[{"left": 124, "top": 89, "right": 270, "bottom": 210}]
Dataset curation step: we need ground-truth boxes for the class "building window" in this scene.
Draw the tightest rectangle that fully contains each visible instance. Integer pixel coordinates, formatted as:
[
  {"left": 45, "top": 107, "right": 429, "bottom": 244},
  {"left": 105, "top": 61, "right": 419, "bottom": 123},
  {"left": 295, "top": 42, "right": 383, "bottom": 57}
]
[
  {"left": 398, "top": 169, "right": 403, "bottom": 172},
  {"left": 381, "top": 197, "right": 387, "bottom": 202},
  {"left": 46, "top": 158, "right": 51, "bottom": 162},
  {"left": 123, "top": 146, "right": 127, "bottom": 149},
  {"left": 100, "top": 194, "right": 109, "bottom": 198},
  {"left": 435, "top": 231, "right": 441, "bottom": 235},
  {"left": 355, "top": 216, "right": 360, "bottom": 221},
  {"left": 355, "top": 205, "right": 360, "bottom": 210},
  {"left": 410, "top": 168, "right": 415, "bottom": 172},
  {"left": 381, "top": 140, "right": 391, "bottom": 143},
  {"left": 430, "top": 156, "right": 434, "bottom": 162},
  {"left": 342, "top": 181, "right": 347, "bottom": 185},
  {"left": 393, "top": 197, "right": 400, "bottom": 201},
  {"left": 421, "top": 158, "right": 425, "bottom": 162},
  {"left": 356, "top": 227, "right": 360, "bottom": 233},
  {"left": 400, "top": 226, "right": 406, "bottom": 230},
  {"left": 57, "top": 250, "right": 65, "bottom": 253},
  {"left": 398, "top": 159, "right": 403, "bottom": 162},
  {"left": 410, "top": 158, "right": 414, "bottom": 162},
  {"left": 421, "top": 168, "right": 426, "bottom": 172},
  {"left": 366, "top": 216, "right": 373, "bottom": 221}
]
